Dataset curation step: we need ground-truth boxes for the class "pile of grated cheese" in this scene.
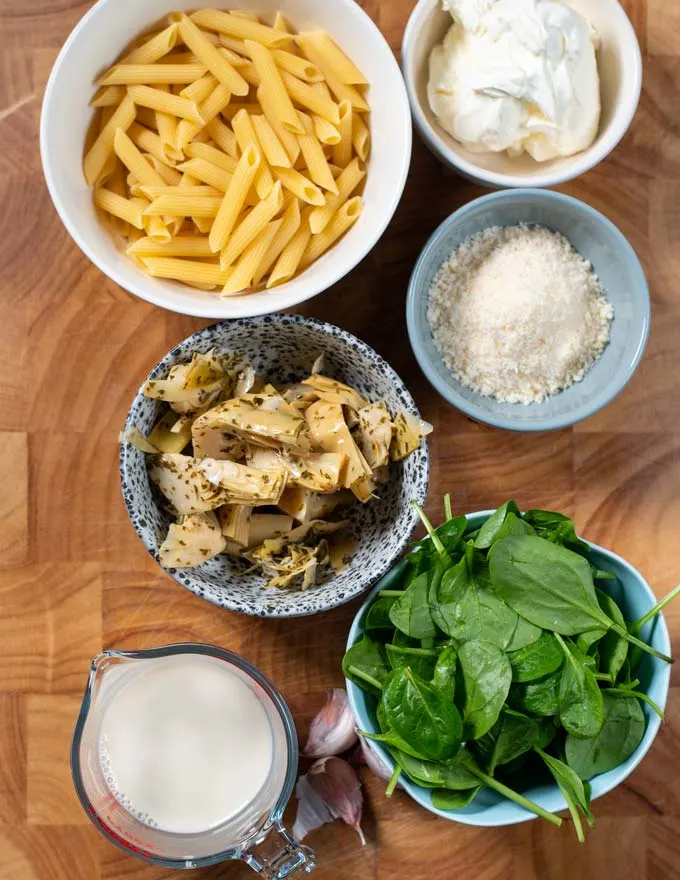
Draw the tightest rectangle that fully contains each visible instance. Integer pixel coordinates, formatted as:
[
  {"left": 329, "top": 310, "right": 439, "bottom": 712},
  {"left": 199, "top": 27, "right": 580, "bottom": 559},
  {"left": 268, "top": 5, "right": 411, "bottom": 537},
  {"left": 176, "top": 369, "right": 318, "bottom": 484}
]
[{"left": 427, "top": 224, "right": 614, "bottom": 405}]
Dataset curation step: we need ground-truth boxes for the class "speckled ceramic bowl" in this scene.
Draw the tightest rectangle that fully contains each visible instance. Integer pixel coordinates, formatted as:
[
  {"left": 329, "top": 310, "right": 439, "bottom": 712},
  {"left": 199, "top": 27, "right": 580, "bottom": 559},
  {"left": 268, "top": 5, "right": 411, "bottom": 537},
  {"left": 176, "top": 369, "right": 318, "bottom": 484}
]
[{"left": 120, "top": 315, "right": 430, "bottom": 618}]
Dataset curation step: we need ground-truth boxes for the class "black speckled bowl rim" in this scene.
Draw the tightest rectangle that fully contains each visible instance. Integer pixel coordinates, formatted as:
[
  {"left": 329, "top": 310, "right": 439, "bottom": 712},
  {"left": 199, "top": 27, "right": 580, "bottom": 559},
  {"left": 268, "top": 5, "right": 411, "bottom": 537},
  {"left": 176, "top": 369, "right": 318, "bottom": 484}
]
[{"left": 119, "top": 314, "right": 430, "bottom": 618}]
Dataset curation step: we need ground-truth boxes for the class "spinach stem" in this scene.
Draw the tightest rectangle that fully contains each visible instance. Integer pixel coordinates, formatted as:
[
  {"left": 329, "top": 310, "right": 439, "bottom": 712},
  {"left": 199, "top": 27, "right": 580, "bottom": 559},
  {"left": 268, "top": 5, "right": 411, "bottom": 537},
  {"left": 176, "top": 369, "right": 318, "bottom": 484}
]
[
  {"left": 348, "top": 666, "right": 383, "bottom": 691},
  {"left": 411, "top": 501, "right": 447, "bottom": 558},
  {"left": 615, "top": 627, "right": 674, "bottom": 665},
  {"left": 630, "top": 583, "right": 680, "bottom": 634},
  {"left": 594, "top": 673, "right": 613, "bottom": 682},
  {"left": 593, "top": 570, "right": 617, "bottom": 580},
  {"left": 378, "top": 590, "right": 405, "bottom": 598},
  {"left": 444, "top": 493, "right": 453, "bottom": 521},
  {"left": 608, "top": 687, "right": 665, "bottom": 720},
  {"left": 387, "top": 645, "right": 441, "bottom": 658},
  {"left": 559, "top": 787, "right": 585, "bottom": 843},
  {"left": 385, "top": 763, "right": 402, "bottom": 798},
  {"left": 469, "top": 767, "right": 562, "bottom": 827}
]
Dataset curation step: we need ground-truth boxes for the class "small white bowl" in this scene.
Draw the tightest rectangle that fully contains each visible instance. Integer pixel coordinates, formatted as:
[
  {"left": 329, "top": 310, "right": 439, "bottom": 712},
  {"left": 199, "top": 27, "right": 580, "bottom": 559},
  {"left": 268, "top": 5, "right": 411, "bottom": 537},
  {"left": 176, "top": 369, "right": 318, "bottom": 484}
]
[
  {"left": 402, "top": 0, "right": 642, "bottom": 188},
  {"left": 40, "top": 0, "right": 412, "bottom": 319}
]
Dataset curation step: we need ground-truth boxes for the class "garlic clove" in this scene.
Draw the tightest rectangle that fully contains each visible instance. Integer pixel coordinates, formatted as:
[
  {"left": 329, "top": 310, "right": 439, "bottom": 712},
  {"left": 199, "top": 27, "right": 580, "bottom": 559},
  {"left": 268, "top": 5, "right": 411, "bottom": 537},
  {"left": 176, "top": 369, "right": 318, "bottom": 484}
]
[
  {"left": 293, "top": 757, "right": 366, "bottom": 845},
  {"left": 352, "top": 734, "right": 394, "bottom": 783},
  {"left": 303, "top": 688, "right": 358, "bottom": 758}
]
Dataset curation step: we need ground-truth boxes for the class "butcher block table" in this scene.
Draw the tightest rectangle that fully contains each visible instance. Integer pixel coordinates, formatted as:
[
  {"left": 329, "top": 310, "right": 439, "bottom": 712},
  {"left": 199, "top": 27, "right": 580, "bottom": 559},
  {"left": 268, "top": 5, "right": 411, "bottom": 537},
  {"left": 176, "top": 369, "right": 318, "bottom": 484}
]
[{"left": 1, "top": 0, "right": 680, "bottom": 877}]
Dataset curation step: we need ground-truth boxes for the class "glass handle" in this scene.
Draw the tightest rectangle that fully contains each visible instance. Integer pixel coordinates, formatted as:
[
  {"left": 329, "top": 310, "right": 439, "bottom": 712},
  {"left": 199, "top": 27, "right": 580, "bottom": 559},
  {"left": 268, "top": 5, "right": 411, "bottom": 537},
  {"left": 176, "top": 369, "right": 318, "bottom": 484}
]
[{"left": 240, "top": 823, "right": 315, "bottom": 879}]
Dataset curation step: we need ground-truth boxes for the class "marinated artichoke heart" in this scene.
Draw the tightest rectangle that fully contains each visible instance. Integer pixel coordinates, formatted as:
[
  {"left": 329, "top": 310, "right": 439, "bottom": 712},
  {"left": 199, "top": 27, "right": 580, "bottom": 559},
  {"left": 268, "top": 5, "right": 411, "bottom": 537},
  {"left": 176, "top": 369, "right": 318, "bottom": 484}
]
[
  {"left": 247, "top": 520, "right": 348, "bottom": 589},
  {"left": 198, "top": 459, "right": 287, "bottom": 506},
  {"left": 302, "top": 374, "right": 368, "bottom": 412},
  {"left": 149, "top": 453, "right": 226, "bottom": 515},
  {"left": 354, "top": 402, "right": 393, "bottom": 470},
  {"left": 158, "top": 511, "right": 226, "bottom": 568},
  {"left": 247, "top": 447, "right": 347, "bottom": 494},
  {"left": 305, "top": 400, "right": 372, "bottom": 500},
  {"left": 390, "top": 411, "right": 433, "bottom": 462},
  {"left": 278, "top": 487, "right": 353, "bottom": 523}
]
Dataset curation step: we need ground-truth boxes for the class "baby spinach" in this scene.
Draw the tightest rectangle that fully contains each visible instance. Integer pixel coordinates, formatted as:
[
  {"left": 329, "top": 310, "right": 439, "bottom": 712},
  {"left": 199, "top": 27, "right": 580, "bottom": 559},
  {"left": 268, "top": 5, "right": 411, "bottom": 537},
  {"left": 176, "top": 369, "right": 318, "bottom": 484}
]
[
  {"left": 509, "top": 670, "right": 562, "bottom": 717},
  {"left": 342, "top": 634, "right": 390, "bottom": 693},
  {"left": 381, "top": 667, "right": 462, "bottom": 762},
  {"left": 432, "top": 646, "right": 457, "bottom": 700},
  {"left": 364, "top": 596, "right": 397, "bottom": 631},
  {"left": 493, "top": 511, "right": 537, "bottom": 544},
  {"left": 489, "top": 536, "right": 614, "bottom": 635},
  {"left": 506, "top": 615, "right": 543, "bottom": 652},
  {"left": 458, "top": 640, "right": 512, "bottom": 740},
  {"left": 522, "top": 509, "right": 589, "bottom": 553},
  {"left": 596, "top": 589, "right": 628, "bottom": 681},
  {"left": 536, "top": 749, "right": 593, "bottom": 843},
  {"left": 474, "top": 708, "right": 539, "bottom": 774},
  {"left": 474, "top": 500, "right": 521, "bottom": 549},
  {"left": 565, "top": 692, "right": 645, "bottom": 780},
  {"left": 396, "top": 749, "right": 479, "bottom": 790},
  {"left": 509, "top": 632, "right": 564, "bottom": 683},
  {"left": 389, "top": 571, "right": 437, "bottom": 640},
  {"left": 385, "top": 640, "right": 438, "bottom": 681},
  {"left": 431, "top": 787, "right": 481, "bottom": 810},
  {"left": 556, "top": 635, "right": 604, "bottom": 739}
]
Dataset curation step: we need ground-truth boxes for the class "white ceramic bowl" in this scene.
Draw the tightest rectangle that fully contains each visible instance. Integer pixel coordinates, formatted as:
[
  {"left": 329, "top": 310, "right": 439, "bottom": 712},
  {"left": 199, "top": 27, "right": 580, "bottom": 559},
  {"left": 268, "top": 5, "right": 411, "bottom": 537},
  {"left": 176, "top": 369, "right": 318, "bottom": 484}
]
[
  {"left": 40, "top": 0, "right": 412, "bottom": 319},
  {"left": 401, "top": 0, "right": 642, "bottom": 188}
]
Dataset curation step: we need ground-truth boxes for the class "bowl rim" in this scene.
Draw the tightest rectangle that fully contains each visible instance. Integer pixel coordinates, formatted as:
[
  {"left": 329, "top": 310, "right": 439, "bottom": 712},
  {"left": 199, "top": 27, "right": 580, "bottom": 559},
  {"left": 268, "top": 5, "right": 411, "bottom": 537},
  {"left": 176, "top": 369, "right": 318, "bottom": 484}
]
[
  {"left": 39, "top": 0, "right": 413, "bottom": 319},
  {"left": 345, "top": 508, "right": 672, "bottom": 826},
  {"left": 405, "top": 187, "right": 651, "bottom": 432},
  {"left": 119, "top": 313, "right": 431, "bottom": 618},
  {"left": 401, "top": 0, "right": 643, "bottom": 189}
]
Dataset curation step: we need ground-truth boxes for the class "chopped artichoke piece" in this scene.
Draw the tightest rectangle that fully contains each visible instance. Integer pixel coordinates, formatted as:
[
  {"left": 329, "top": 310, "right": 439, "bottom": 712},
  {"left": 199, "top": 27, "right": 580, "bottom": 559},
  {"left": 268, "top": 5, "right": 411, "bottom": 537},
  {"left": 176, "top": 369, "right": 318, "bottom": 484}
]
[
  {"left": 303, "top": 374, "right": 368, "bottom": 412},
  {"left": 120, "top": 425, "right": 160, "bottom": 453},
  {"left": 350, "top": 474, "right": 378, "bottom": 504},
  {"left": 158, "top": 511, "right": 226, "bottom": 568},
  {"left": 149, "top": 454, "right": 226, "bottom": 515},
  {"left": 390, "top": 411, "right": 433, "bottom": 462},
  {"left": 198, "top": 459, "right": 287, "bottom": 506},
  {"left": 305, "top": 400, "right": 372, "bottom": 488},
  {"left": 282, "top": 383, "right": 320, "bottom": 414},
  {"left": 355, "top": 402, "right": 393, "bottom": 470},
  {"left": 192, "top": 396, "right": 310, "bottom": 455},
  {"left": 278, "top": 487, "right": 352, "bottom": 523},
  {"left": 248, "top": 513, "right": 295, "bottom": 547},
  {"left": 147, "top": 411, "right": 193, "bottom": 454},
  {"left": 248, "top": 447, "right": 346, "bottom": 494},
  {"left": 311, "top": 353, "right": 325, "bottom": 374},
  {"left": 247, "top": 520, "right": 347, "bottom": 589},
  {"left": 217, "top": 504, "right": 252, "bottom": 546}
]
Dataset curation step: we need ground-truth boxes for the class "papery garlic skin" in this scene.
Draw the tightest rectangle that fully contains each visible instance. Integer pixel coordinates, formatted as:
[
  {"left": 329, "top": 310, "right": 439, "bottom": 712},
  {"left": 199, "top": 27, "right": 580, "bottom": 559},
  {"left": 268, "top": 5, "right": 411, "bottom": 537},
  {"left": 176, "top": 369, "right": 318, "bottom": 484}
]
[
  {"left": 293, "top": 757, "right": 366, "bottom": 845},
  {"left": 304, "top": 688, "right": 358, "bottom": 758}
]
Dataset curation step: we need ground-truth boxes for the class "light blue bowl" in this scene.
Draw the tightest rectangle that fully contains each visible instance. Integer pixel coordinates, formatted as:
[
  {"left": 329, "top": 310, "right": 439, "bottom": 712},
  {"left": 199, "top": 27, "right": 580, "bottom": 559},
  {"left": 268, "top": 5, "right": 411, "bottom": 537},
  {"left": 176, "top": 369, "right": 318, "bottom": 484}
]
[
  {"left": 345, "top": 510, "right": 671, "bottom": 828},
  {"left": 407, "top": 190, "right": 650, "bottom": 431}
]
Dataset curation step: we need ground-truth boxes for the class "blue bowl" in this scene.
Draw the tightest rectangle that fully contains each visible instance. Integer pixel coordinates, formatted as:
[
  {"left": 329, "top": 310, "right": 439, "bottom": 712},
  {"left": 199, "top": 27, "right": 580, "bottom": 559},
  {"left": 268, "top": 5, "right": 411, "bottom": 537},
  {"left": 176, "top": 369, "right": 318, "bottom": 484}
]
[
  {"left": 345, "top": 510, "right": 671, "bottom": 828},
  {"left": 407, "top": 190, "right": 650, "bottom": 431}
]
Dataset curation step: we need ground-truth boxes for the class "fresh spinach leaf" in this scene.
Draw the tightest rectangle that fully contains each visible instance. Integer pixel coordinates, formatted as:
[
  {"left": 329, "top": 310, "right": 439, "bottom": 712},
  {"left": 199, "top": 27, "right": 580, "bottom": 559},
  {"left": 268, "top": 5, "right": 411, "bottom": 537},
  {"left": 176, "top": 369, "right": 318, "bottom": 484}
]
[
  {"left": 534, "top": 717, "right": 559, "bottom": 750},
  {"left": 458, "top": 640, "right": 512, "bottom": 740},
  {"left": 431, "top": 787, "right": 482, "bottom": 810},
  {"left": 522, "top": 509, "right": 589, "bottom": 553},
  {"left": 386, "top": 631, "right": 438, "bottom": 680},
  {"left": 389, "top": 571, "right": 437, "bottom": 640},
  {"left": 557, "top": 635, "right": 604, "bottom": 739},
  {"left": 576, "top": 628, "right": 607, "bottom": 655},
  {"left": 509, "top": 670, "right": 562, "bottom": 717},
  {"left": 505, "top": 615, "right": 543, "bottom": 652},
  {"left": 565, "top": 692, "right": 646, "bottom": 780},
  {"left": 396, "top": 749, "right": 480, "bottom": 791},
  {"left": 474, "top": 708, "right": 539, "bottom": 774},
  {"left": 494, "top": 511, "right": 537, "bottom": 543},
  {"left": 509, "top": 632, "right": 564, "bottom": 683},
  {"left": 364, "top": 596, "right": 397, "bottom": 631},
  {"left": 489, "top": 536, "right": 613, "bottom": 635},
  {"left": 596, "top": 589, "right": 629, "bottom": 681},
  {"left": 432, "top": 646, "right": 457, "bottom": 699},
  {"left": 381, "top": 667, "right": 462, "bottom": 762},
  {"left": 473, "top": 501, "right": 521, "bottom": 549},
  {"left": 342, "top": 634, "right": 391, "bottom": 693},
  {"left": 536, "top": 749, "right": 593, "bottom": 842},
  {"left": 408, "top": 516, "right": 468, "bottom": 562}
]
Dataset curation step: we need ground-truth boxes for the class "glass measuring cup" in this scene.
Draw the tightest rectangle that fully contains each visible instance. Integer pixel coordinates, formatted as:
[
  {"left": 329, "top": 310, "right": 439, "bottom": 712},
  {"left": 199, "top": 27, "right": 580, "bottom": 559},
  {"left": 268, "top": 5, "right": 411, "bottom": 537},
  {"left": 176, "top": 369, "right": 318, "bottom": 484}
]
[{"left": 71, "top": 643, "right": 315, "bottom": 877}]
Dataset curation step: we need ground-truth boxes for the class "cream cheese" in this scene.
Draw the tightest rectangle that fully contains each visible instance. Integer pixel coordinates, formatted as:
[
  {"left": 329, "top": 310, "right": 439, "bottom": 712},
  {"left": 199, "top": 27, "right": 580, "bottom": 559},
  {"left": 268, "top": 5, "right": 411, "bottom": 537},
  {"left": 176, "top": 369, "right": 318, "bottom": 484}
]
[{"left": 427, "top": 0, "right": 601, "bottom": 161}]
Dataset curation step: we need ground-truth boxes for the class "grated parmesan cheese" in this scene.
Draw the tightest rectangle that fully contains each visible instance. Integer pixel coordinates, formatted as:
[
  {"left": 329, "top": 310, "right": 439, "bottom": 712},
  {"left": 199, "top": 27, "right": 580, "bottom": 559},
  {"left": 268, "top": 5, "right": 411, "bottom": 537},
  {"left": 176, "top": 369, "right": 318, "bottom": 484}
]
[{"left": 427, "top": 224, "right": 614, "bottom": 405}]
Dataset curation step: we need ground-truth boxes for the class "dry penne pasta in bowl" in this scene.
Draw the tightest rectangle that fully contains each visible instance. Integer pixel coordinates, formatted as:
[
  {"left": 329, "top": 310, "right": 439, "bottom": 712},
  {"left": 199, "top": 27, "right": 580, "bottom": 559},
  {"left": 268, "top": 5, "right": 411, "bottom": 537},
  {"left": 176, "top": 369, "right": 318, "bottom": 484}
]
[{"left": 41, "top": 0, "right": 411, "bottom": 317}]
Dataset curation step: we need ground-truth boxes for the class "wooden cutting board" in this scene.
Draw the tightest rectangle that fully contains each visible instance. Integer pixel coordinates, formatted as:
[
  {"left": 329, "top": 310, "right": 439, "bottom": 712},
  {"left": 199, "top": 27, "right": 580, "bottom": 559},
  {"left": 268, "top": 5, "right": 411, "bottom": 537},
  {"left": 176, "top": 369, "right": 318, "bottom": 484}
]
[{"left": 1, "top": 0, "right": 679, "bottom": 878}]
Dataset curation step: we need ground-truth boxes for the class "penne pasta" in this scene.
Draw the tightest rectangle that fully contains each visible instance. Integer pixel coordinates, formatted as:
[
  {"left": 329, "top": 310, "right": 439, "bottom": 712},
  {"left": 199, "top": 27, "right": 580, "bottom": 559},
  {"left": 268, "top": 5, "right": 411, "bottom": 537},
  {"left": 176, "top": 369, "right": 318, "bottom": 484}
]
[
  {"left": 144, "top": 193, "right": 223, "bottom": 217},
  {"left": 313, "top": 115, "right": 341, "bottom": 146},
  {"left": 272, "top": 12, "right": 293, "bottom": 34},
  {"left": 332, "top": 100, "right": 353, "bottom": 167},
  {"left": 296, "top": 31, "right": 368, "bottom": 85},
  {"left": 193, "top": 216, "right": 214, "bottom": 233},
  {"left": 127, "top": 85, "right": 204, "bottom": 123},
  {"left": 147, "top": 155, "right": 183, "bottom": 185},
  {"left": 267, "top": 212, "right": 312, "bottom": 288},
  {"left": 142, "top": 256, "right": 231, "bottom": 285},
  {"left": 99, "top": 64, "right": 207, "bottom": 86},
  {"left": 118, "top": 23, "right": 180, "bottom": 65},
  {"left": 177, "top": 157, "right": 233, "bottom": 191},
  {"left": 139, "top": 185, "right": 220, "bottom": 199},
  {"left": 245, "top": 40, "right": 303, "bottom": 134},
  {"left": 209, "top": 143, "right": 261, "bottom": 253},
  {"left": 127, "top": 235, "right": 215, "bottom": 257},
  {"left": 220, "top": 180, "right": 283, "bottom": 268},
  {"left": 176, "top": 82, "right": 232, "bottom": 149},
  {"left": 272, "top": 49, "right": 323, "bottom": 83},
  {"left": 280, "top": 71, "right": 340, "bottom": 125},
  {"left": 184, "top": 141, "right": 237, "bottom": 172},
  {"left": 114, "top": 127, "right": 168, "bottom": 188},
  {"left": 295, "top": 35, "right": 369, "bottom": 111},
  {"left": 84, "top": 94, "right": 136, "bottom": 186},
  {"left": 180, "top": 72, "right": 218, "bottom": 103},
  {"left": 221, "top": 101, "right": 261, "bottom": 120},
  {"left": 352, "top": 112, "right": 371, "bottom": 161},
  {"left": 296, "top": 112, "right": 339, "bottom": 195},
  {"left": 189, "top": 9, "right": 292, "bottom": 48},
  {"left": 127, "top": 122, "right": 183, "bottom": 166},
  {"left": 309, "top": 157, "right": 365, "bottom": 234},
  {"left": 201, "top": 119, "right": 237, "bottom": 159},
  {"left": 251, "top": 114, "right": 291, "bottom": 167},
  {"left": 301, "top": 196, "right": 362, "bottom": 268},
  {"left": 254, "top": 86, "right": 300, "bottom": 163},
  {"left": 175, "top": 13, "right": 249, "bottom": 97},
  {"left": 94, "top": 187, "right": 145, "bottom": 228},
  {"left": 273, "top": 166, "right": 325, "bottom": 206},
  {"left": 144, "top": 215, "right": 172, "bottom": 243},
  {"left": 134, "top": 106, "right": 159, "bottom": 130},
  {"left": 229, "top": 10, "right": 261, "bottom": 22},
  {"left": 90, "top": 85, "right": 126, "bottom": 107},
  {"left": 221, "top": 219, "right": 281, "bottom": 296},
  {"left": 231, "top": 108, "right": 274, "bottom": 198},
  {"left": 252, "top": 198, "right": 301, "bottom": 285},
  {"left": 153, "top": 85, "right": 179, "bottom": 164}
]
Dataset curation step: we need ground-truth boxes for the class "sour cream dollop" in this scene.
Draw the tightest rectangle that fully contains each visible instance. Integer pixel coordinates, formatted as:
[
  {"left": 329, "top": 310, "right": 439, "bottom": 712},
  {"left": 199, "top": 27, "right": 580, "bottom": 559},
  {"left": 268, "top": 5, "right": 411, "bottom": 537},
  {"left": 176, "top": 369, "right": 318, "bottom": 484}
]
[{"left": 427, "top": 0, "right": 601, "bottom": 161}]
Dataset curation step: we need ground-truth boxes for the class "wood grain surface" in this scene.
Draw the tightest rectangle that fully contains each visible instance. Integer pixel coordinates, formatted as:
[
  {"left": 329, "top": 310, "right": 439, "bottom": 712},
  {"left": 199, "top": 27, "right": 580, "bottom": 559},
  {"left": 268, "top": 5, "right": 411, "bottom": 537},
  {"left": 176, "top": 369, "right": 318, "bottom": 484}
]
[{"left": 1, "top": 1, "right": 680, "bottom": 878}]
